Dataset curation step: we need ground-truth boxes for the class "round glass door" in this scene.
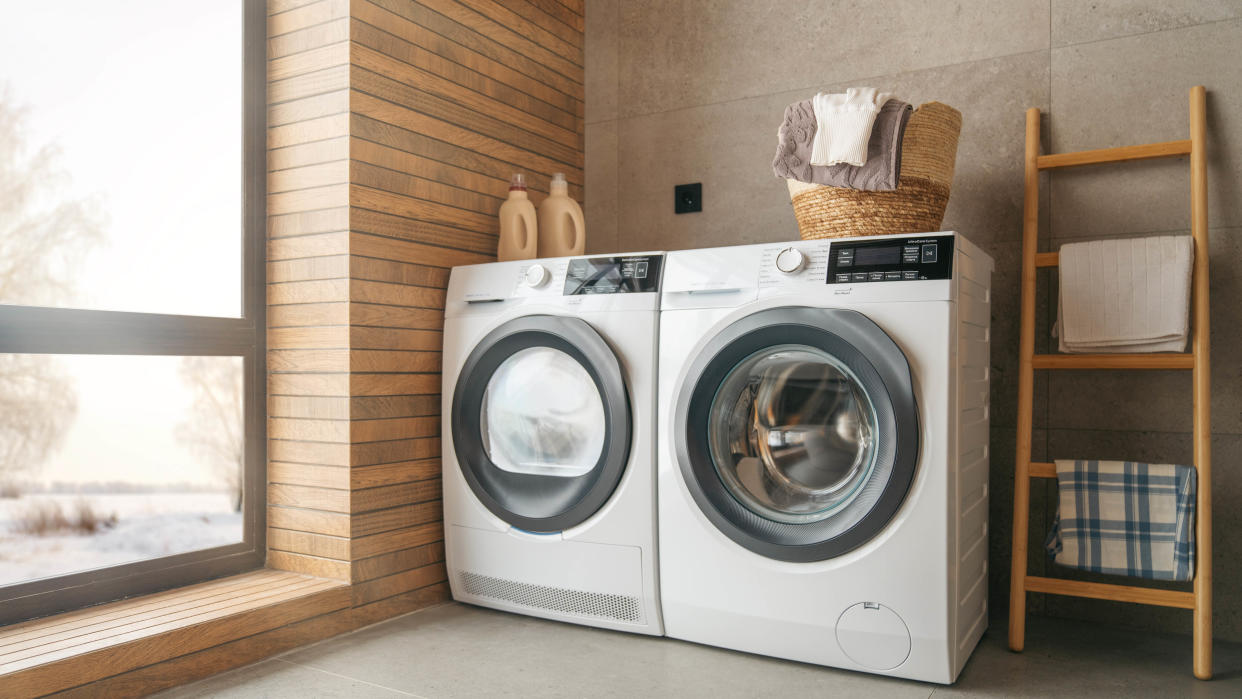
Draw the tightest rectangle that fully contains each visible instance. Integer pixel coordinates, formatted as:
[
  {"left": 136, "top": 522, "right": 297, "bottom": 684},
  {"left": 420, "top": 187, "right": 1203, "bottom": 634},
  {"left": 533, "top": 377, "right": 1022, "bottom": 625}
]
[
  {"left": 451, "top": 315, "right": 632, "bottom": 533},
  {"left": 672, "top": 307, "right": 919, "bottom": 562},
  {"left": 708, "top": 345, "right": 878, "bottom": 524},
  {"left": 481, "top": 346, "right": 606, "bottom": 478}
]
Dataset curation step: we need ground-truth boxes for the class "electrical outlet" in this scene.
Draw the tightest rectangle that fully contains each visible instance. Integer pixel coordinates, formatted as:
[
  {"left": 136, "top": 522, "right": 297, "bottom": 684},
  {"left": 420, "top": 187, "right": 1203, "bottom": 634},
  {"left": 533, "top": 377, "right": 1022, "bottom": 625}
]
[{"left": 674, "top": 183, "right": 702, "bottom": 214}]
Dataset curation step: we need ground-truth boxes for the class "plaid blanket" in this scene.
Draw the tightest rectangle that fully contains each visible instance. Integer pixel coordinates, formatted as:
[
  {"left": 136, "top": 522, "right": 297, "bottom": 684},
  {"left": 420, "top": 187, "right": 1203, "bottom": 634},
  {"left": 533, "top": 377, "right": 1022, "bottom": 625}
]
[{"left": 1045, "top": 459, "right": 1196, "bottom": 581}]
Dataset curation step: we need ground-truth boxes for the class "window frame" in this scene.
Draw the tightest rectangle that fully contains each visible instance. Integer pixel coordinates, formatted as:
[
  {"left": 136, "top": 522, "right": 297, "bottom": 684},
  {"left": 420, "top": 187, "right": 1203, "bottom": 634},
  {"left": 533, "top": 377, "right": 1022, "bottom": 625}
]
[{"left": 0, "top": 0, "right": 267, "bottom": 625}]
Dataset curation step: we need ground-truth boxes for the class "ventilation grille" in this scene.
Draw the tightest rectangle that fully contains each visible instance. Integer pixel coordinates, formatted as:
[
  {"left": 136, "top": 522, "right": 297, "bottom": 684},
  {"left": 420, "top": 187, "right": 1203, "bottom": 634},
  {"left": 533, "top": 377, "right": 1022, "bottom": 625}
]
[{"left": 460, "top": 572, "right": 642, "bottom": 623}]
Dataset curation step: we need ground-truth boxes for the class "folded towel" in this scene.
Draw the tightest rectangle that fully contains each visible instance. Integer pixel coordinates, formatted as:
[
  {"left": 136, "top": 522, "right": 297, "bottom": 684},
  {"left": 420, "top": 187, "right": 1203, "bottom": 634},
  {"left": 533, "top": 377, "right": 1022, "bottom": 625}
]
[
  {"left": 809, "top": 88, "right": 892, "bottom": 166},
  {"left": 1056, "top": 235, "right": 1193, "bottom": 353},
  {"left": 1045, "top": 459, "right": 1196, "bottom": 581},
  {"left": 773, "top": 99, "right": 912, "bottom": 191}
]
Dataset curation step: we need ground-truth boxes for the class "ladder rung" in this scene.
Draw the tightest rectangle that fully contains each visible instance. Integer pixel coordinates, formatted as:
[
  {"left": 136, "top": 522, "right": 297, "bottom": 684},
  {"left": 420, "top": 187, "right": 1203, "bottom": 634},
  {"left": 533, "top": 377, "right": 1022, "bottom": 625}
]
[
  {"left": 1036, "top": 139, "right": 1192, "bottom": 170},
  {"left": 1028, "top": 461, "right": 1056, "bottom": 478},
  {"left": 1025, "top": 576, "right": 1195, "bottom": 609},
  {"left": 1032, "top": 353, "right": 1193, "bottom": 370},
  {"left": 1035, "top": 252, "right": 1059, "bottom": 268}
]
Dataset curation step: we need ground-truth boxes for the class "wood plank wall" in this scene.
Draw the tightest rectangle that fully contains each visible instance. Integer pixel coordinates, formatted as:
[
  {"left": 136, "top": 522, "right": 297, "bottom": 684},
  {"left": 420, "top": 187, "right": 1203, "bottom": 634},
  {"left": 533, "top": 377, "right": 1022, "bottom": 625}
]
[
  {"left": 342, "top": 0, "right": 584, "bottom": 607},
  {"left": 266, "top": 0, "right": 584, "bottom": 611},
  {"left": 267, "top": 0, "right": 356, "bottom": 582}
]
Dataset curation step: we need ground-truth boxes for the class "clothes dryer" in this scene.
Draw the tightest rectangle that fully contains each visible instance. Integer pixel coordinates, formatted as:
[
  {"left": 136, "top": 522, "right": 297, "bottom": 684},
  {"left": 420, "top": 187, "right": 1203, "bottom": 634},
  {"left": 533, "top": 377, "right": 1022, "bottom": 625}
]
[{"left": 443, "top": 253, "right": 664, "bottom": 635}]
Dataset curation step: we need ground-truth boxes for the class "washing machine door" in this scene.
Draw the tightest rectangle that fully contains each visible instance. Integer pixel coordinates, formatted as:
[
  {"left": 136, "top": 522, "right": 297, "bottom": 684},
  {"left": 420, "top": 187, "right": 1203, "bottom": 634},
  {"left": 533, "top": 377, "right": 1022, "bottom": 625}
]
[
  {"left": 452, "top": 314, "right": 631, "bottom": 533},
  {"left": 674, "top": 307, "right": 919, "bottom": 562}
]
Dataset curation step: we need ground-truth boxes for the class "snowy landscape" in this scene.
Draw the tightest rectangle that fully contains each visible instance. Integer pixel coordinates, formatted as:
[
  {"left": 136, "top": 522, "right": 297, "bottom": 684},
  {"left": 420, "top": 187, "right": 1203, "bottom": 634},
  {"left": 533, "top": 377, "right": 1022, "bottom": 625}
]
[
  {"left": 0, "top": 3, "right": 247, "bottom": 594},
  {"left": 0, "top": 492, "right": 243, "bottom": 585}
]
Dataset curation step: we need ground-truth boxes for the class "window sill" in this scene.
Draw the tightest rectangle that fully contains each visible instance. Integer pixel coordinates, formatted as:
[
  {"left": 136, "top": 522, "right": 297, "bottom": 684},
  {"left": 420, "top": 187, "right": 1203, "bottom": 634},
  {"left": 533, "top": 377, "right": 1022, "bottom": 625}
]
[{"left": 0, "top": 569, "right": 349, "bottom": 697}]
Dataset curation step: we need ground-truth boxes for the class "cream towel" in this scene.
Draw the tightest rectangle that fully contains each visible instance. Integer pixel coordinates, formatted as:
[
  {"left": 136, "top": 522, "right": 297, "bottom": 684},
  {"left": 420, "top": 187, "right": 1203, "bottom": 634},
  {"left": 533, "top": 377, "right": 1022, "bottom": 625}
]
[
  {"left": 1057, "top": 236, "right": 1193, "bottom": 353},
  {"left": 809, "top": 88, "right": 892, "bottom": 167}
]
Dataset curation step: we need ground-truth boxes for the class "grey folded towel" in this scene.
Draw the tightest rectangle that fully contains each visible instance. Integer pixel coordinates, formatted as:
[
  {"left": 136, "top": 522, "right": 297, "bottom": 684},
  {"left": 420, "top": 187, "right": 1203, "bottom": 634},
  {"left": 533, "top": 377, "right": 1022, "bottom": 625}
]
[{"left": 773, "top": 98, "right": 912, "bottom": 190}]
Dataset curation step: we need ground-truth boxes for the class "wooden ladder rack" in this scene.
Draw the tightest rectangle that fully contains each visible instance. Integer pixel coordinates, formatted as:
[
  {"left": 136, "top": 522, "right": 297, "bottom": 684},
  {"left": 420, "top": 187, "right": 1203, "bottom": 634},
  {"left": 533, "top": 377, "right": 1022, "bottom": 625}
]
[{"left": 1008, "top": 86, "right": 1212, "bottom": 679}]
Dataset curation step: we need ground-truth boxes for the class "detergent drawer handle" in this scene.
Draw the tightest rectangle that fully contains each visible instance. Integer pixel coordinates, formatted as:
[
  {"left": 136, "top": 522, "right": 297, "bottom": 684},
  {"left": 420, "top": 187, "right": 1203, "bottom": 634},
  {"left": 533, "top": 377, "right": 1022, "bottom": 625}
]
[{"left": 665, "top": 287, "right": 744, "bottom": 296}]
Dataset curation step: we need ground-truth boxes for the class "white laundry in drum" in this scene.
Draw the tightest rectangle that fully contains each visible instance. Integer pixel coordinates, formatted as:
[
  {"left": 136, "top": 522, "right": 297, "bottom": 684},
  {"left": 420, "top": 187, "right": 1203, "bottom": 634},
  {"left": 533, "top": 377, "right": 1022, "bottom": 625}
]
[{"left": 482, "top": 346, "right": 606, "bottom": 477}]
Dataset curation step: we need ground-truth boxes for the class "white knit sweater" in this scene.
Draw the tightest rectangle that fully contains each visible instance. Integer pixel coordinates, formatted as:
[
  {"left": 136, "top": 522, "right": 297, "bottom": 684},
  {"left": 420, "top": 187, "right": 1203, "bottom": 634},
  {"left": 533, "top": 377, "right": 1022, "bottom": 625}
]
[{"left": 809, "top": 87, "right": 892, "bottom": 167}]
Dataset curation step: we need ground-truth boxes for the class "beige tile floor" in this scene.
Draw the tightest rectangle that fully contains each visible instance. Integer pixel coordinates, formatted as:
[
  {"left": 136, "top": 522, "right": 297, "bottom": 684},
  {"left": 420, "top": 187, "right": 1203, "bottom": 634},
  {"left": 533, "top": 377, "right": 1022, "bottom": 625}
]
[{"left": 158, "top": 602, "right": 1242, "bottom": 698}]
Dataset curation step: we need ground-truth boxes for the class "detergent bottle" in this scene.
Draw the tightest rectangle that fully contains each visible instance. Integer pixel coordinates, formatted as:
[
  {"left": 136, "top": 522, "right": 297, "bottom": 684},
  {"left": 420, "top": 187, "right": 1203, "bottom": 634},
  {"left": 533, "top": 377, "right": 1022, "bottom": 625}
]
[
  {"left": 537, "top": 173, "right": 585, "bottom": 258},
  {"left": 497, "top": 173, "right": 537, "bottom": 261}
]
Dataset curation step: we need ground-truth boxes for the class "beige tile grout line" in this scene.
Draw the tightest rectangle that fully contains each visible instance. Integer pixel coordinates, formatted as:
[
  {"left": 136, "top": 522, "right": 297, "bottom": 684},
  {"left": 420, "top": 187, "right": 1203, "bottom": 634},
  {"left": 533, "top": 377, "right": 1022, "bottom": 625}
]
[
  {"left": 1040, "top": 0, "right": 1053, "bottom": 604},
  {"left": 604, "top": 16, "right": 1241, "bottom": 124},
  {"left": 1049, "top": 15, "right": 1242, "bottom": 51},
  {"left": 611, "top": 47, "right": 1051, "bottom": 122}
]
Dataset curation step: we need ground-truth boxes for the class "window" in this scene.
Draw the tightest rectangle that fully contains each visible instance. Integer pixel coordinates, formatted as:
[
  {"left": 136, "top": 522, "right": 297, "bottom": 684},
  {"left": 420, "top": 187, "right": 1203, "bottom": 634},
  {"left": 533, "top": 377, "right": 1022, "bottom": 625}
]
[{"left": 0, "top": 1, "right": 265, "bottom": 624}]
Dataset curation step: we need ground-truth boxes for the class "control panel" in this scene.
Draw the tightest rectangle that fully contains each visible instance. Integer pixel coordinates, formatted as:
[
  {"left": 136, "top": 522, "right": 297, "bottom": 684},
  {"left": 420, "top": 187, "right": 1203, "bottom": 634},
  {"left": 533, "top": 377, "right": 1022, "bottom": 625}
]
[
  {"left": 826, "top": 234, "right": 955, "bottom": 284},
  {"left": 757, "top": 242, "right": 830, "bottom": 289},
  {"left": 563, "top": 254, "right": 664, "bottom": 295}
]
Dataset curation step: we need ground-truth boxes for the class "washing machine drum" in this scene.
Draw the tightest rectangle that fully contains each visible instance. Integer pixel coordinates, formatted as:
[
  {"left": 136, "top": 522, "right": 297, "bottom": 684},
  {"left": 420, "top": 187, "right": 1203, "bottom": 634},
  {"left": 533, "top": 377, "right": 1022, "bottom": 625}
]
[
  {"left": 452, "top": 315, "right": 631, "bottom": 533},
  {"left": 674, "top": 307, "right": 919, "bottom": 562}
]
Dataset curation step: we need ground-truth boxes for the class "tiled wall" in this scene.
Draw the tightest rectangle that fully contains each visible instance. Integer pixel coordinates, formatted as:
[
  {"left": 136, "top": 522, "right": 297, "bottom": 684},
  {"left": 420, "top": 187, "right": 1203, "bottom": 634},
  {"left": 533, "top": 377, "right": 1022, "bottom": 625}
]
[{"left": 585, "top": 1, "right": 1242, "bottom": 642}]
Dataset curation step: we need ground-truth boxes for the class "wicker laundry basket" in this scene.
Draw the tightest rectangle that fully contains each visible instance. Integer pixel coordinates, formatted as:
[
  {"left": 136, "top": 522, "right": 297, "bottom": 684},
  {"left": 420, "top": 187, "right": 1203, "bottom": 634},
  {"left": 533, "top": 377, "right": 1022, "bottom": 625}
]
[{"left": 789, "top": 102, "right": 962, "bottom": 240}]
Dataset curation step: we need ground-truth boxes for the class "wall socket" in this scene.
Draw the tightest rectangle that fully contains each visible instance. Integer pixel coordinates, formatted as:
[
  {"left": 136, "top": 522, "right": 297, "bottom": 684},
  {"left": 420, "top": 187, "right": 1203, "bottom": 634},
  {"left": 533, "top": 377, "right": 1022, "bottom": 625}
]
[{"left": 674, "top": 183, "right": 702, "bottom": 214}]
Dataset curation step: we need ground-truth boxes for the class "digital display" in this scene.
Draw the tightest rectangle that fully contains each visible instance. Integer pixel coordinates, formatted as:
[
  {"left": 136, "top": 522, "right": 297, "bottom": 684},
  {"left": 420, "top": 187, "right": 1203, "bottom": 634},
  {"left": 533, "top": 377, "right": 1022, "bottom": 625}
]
[
  {"left": 855, "top": 246, "right": 901, "bottom": 266},
  {"left": 563, "top": 255, "right": 663, "bottom": 295},
  {"left": 826, "top": 235, "right": 955, "bottom": 284}
]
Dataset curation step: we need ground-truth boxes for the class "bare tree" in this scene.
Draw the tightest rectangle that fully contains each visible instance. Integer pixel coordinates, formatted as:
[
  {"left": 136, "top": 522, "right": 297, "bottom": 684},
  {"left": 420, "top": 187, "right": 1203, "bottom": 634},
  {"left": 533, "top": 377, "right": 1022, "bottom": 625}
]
[
  {"left": 0, "top": 90, "right": 103, "bottom": 306},
  {"left": 0, "top": 89, "right": 103, "bottom": 493},
  {"left": 0, "top": 356, "right": 77, "bottom": 494},
  {"left": 177, "top": 357, "right": 244, "bottom": 511}
]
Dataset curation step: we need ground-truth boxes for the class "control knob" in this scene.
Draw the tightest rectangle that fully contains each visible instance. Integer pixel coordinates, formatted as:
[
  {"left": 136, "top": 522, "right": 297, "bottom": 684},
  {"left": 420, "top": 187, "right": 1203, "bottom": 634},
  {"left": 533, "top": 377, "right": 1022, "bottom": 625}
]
[
  {"left": 524, "top": 264, "right": 550, "bottom": 287},
  {"left": 774, "top": 247, "right": 806, "bottom": 274}
]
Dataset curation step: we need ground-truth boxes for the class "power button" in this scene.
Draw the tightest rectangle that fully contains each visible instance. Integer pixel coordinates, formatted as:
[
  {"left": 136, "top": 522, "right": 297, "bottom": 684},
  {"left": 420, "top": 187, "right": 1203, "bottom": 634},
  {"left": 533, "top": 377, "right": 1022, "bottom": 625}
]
[{"left": 921, "top": 244, "right": 938, "bottom": 263}]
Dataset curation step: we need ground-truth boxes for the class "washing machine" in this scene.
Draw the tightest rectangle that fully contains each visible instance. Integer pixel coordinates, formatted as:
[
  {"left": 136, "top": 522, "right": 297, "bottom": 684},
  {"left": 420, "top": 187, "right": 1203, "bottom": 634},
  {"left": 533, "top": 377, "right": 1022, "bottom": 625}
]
[
  {"left": 657, "top": 232, "right": 992, "bottom": 683},
  {"left": 442, "top": 252, "right": 664, "bottom": 635}
]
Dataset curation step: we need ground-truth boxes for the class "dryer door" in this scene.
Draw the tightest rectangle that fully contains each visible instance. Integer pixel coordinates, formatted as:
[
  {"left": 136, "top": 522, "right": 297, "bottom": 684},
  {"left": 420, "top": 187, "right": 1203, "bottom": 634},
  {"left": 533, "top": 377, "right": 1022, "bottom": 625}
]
[
  {"left": 452, "top": 315, "right": 631, "bottom": 533},
  {"left": 674, "top": 307, "right": 919, "bottom": 562}
]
